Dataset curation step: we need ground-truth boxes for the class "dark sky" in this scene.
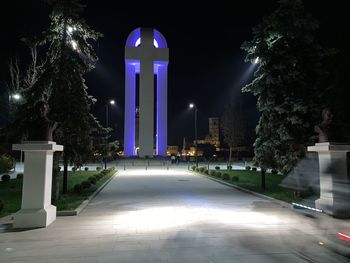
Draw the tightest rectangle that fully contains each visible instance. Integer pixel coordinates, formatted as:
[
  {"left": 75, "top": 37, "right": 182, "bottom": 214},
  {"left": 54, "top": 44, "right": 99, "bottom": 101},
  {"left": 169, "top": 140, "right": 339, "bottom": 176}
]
[{"left": 1, "top": 1, "right": 348, "bottom": 146}]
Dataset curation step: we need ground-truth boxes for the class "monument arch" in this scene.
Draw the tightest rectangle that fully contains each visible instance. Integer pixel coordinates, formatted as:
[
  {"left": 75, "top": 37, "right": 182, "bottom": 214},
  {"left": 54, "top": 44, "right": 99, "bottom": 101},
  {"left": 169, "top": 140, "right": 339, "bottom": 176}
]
[{"left": 124, "top": 28, "right": 169, "bottom": 157}]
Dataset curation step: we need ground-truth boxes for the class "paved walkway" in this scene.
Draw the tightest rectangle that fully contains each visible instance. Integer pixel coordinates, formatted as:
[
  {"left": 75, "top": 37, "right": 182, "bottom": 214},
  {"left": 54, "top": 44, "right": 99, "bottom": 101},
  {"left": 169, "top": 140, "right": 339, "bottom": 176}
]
[{"left": 0, "top": 169, "right": 348, "bottom": 262}]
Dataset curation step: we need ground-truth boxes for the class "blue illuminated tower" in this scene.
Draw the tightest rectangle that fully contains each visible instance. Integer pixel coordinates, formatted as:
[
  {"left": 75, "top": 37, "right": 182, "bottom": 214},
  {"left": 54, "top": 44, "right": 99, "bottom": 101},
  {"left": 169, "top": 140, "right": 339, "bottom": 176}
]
[{"left": 124, "top": 28, "right": 169, "bottom": 157}]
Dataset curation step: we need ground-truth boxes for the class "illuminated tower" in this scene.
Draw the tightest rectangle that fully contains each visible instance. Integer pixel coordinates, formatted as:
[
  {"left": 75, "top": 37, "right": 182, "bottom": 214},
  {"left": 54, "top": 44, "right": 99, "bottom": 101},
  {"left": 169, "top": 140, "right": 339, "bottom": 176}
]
[{"left": 124, "top": 28, "right": 169, "bottom": 157}]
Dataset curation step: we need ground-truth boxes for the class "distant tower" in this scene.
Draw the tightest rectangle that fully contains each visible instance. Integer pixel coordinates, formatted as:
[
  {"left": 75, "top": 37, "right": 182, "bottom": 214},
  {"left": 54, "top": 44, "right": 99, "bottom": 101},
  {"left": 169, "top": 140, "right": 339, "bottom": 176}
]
[
  {"left": 124, "top": 28, "right": 169, "bottom": 157},
  {"left": 208, "top": 117, "right": 220, "bottom": 148},
  {"left": 182, "top": 137, "right": 186, "bottom": 155}
]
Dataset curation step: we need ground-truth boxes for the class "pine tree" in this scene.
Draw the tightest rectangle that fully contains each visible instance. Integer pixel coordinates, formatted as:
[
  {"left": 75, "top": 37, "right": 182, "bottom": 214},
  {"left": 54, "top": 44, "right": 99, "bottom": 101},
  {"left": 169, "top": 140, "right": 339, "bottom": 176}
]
[
  {"left": 14, "top": 0, "right": 104, "bottom": 198},
  {"left": 241, "top": 0, "right": 329, "bottom": 174}
]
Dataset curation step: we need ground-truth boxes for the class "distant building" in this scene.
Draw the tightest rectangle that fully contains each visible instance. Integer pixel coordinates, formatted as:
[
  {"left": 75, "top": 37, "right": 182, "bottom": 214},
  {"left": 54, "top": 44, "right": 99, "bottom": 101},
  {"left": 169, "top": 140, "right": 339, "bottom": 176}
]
[
  {"left": 167, "top": 145, "right": 179, "bottom": 156},
  {"left": 208, "top": 117, "right": 220, "bottom": 148},
  {"left": 194, "top": 117, "right": 221, "bottom": 151}
]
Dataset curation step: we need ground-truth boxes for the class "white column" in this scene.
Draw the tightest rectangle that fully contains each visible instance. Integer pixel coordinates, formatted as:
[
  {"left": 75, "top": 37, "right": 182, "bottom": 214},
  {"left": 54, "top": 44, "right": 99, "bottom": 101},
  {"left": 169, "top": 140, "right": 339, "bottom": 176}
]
[
  {"left": 124, "top": 63, "right": 136, "bottom": 157},
  {"left": 308, "top": 142, "right": 350, "bottom": 218},
  {"left": 12, "top": 141, "right": 63, "bottom": 228},
  {"left": 156, "top": 64, "right": 168, "bottom": 156}
]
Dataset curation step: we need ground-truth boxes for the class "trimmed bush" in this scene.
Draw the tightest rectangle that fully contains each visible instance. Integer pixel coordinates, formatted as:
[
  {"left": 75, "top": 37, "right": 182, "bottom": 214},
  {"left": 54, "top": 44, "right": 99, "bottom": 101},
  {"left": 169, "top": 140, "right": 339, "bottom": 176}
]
[
  {"left": 88, "top": 176, "right": 97, "bottom": 184},
  {"left": 0, "top": 154, "right": 15, "bottom": 174},
  {"left": 96, "top": 166, "right": 102, "bottom": 171},
  {"left": 94, "top": 174, "right": 101, "bottom": 180},
  {"left": 231, "top": 175, "right": 239, "bottom": 182},
  {"left": 16, "top": 173, "right": 24, "bottom": 179},
  {"left": 191, "top": 165, "right": 196, "bottom": 171},
  {"left": 73, "top": 184, "right": 83, "bottom": 194},
  {"left": 216, "top": 172, "right": 222, "bottom": 178},
  {"left": 271, "top": 169, "right": 278, "bottom": 174},
  {"left": 222, "top": 173, "right": 230, "bottom": 180},
  {"left": 81, "top": 180, "right": 91, "bottom": 189},
  {"left": 1, "top": 174, "right": 10, "bottom": 182},
  {"left": 0, "top": 200, "right": 3, "bottom": 213},
  {"left": 252, "top": 167, "right": 257, "bottom": 172},
  {"left": 210, "top": 171, "right": 217, "bottom": 177},
  {"left": 245, "top": 166, "right": 251, "bottom": 170},
  {"left": 198, "top": 167, "right": 205, "bottom": 173},
  {"left": 84, "top": 167, "right": 89, "bottom": 171},
  {"left": 204, "top": 170, "right": 209, "bottom": 175},
  {"left": 215, "top": 166, "right": 220, "bottom": 170}
]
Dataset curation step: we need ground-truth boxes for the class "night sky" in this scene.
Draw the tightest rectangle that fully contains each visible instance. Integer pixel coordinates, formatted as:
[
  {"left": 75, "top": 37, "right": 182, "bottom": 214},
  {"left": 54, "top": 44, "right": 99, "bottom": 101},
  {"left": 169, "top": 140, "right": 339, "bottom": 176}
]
[{"left": 0, "top": 1, "right": 348, "bottom": 146}]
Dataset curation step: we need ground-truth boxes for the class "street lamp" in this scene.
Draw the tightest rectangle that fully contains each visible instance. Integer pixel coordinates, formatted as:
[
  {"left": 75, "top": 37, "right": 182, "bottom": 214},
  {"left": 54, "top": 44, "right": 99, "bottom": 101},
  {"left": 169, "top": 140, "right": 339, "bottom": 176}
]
[
  {"left": 12, "top": 93, "right": 21, "bottom": 101},
  {"left": 189, "top": 103, "right": 198, "bottom": 168},
  {"left": 104, "top": 99, "right": 116, "bottom": 169}
]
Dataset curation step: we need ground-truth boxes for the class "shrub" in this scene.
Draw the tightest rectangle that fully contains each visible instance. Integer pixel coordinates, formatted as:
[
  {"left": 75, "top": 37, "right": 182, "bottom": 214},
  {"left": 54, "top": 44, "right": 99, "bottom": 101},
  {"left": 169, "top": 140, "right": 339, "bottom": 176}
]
[
  {"left": 191, "top": 165, "right": 196, "bottom": 171},
  {"left": 198, "top": 167, "right": 205, "bottom": 173},
  {"left": 227, "top": 165, "right": 232, "bottom": 170},
  {"left": 16, "top": 173, "right": 24, "bottom": 179},
  {"left": 72, "top": 166, "right": 77, "bottom": 172},
  {"left": 216, "top": 172, "right": 222, "bottom": 178},
  {"left": 96, "top": 166, "right": 102, "bottom": 171},
  {"left": 271, "top": 169, "right": 278, "bottom": 174},
  {"left": 88, "top": 176, "right": 97, "bottom": 184},
  {"left": 81, "top": 180, "right": 91, "bottom": 189},
  {"left": 84, "top": 167, "right": 89, "bottom": 171},
  {"left": 252, "top": 167, "right": 257, "bottom": 172},
  {"left": 215, "top": 166, "right": 220, "bottom": 170},
  {"left": 204, "top": 170, "right": 209, "bottom": 175},
  {"left": 1, "top": 174, "right": 10, "bottom": 182},
  {"left": 222, "top": 173, "right": 230, "bottom": 180},
  {"left": 94, "top": 174, "right": 101, "bottom": 180},
  {"left": 73, "top": 184, "right": 83, "bottom": 194},
  {"left": 0, "top": 154, "right": 15, "bottom": 174},
  {"left": 245, "top": 166, "right": 251, "bottom": 170},
  {"left": 0, "top": 200, "right": 3, "bottom": 213},
  {"left": 101, "top": 169, "right": 109, "bottom": 175},
  {"left": 231, "top": 175, "right": 239, "bottom": 182},
  {"left": 210, "top": 171, "right": 217, "bottom": 177}
]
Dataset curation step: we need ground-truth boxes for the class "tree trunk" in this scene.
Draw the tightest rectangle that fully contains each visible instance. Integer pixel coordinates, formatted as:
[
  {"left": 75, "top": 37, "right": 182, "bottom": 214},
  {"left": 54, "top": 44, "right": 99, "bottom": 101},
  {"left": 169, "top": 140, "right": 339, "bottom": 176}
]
[
  {"left": 63, "top": 157, "right": 68, "bottom": 194},
  {"left": 261, "top": 168, "right": 266, "bottom": 191},
  {"left": 51, "top": 153, "right": 60, "bottom": 201},
  {"left": 228, "top": 146, "right": 232, "bottom": 170}
]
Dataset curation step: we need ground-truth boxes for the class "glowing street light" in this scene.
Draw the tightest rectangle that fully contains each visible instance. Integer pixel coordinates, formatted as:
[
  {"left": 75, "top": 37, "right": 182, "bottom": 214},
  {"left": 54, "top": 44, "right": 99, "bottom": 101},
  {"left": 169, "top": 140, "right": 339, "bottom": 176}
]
[
  {"left": 104, "top": 99, "right": 116, "bottom": 169},
  {"left": 12, "top": 93, "right": 21, "bottom": 101},
  {"left": 254, "top": 57, "right": 260, "bottom": 64},
  {"left": 188, "top": 103, "right": 198, "bottom": 168}
]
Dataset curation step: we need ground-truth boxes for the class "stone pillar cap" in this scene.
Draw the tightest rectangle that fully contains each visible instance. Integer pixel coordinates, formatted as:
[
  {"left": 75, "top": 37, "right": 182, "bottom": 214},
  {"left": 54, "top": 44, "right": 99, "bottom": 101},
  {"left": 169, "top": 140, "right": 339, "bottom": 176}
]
[
  {"left": 307, "top": 142, "right": 350, "bottom": 152},
  {"left": 13, "top": 141, "right": 63, "bottom": 152}
]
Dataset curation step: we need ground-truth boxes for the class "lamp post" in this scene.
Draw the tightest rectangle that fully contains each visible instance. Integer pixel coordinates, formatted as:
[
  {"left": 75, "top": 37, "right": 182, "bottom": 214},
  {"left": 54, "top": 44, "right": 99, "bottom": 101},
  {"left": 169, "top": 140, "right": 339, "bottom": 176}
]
[
  {"left": 104, "top": 99, "right": 115, "bottom": 169},
  {"left": 189, "top": 103, "right": 198, "bottom": 168},
  {"left": 9, "top": 93, "right": 23, "bottom": 169}
]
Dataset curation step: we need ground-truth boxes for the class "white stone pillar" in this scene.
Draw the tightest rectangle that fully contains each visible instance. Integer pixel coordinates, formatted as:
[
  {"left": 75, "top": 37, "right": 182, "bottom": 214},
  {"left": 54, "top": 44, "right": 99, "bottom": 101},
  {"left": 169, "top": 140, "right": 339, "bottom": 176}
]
[
  {"left": 308, "top": 142, "right": 350, "bottom": 218},
  {"left": 139, "top": 29, "right": 155, "bottom": 158},
  {"left": 12, "top": 141, "right": 63, "bottom": 228},
  {"left": 156, "top": 64, "right": 168, "bottom": 156}
]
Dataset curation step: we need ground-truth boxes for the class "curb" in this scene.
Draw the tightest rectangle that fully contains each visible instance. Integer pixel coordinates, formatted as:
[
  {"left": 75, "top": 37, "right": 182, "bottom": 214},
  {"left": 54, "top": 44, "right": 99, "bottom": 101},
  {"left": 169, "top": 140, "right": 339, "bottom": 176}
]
[
  {"left": 191, "top": 171, "right": 292, "bottom": 209},
  {"left": 57, "top": 171, "right": 117, "bottom": 216}
]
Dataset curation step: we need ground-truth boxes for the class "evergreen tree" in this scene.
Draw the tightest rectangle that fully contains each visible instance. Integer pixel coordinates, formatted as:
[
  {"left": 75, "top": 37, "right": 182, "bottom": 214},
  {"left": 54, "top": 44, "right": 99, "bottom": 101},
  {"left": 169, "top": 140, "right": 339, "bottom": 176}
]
[
  {"left": 241, "top": 0, "right": 330, "bottom": 174},
  {"left": 14, "top": 0, "right": 104, "bottom": 198}
]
